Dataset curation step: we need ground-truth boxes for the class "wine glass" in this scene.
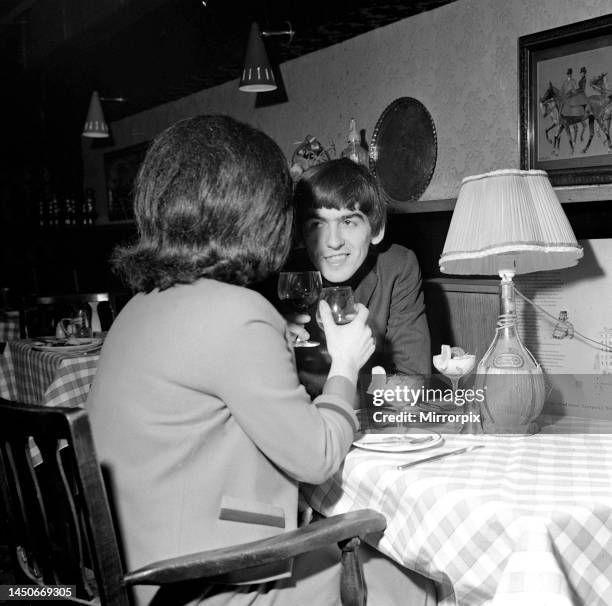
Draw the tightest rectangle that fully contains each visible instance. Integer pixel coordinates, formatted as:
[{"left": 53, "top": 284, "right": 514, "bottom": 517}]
[
  {"left": 277, "top": 271, "right": 322, "bottom": 347},
  {"left": 316, "top": 286, "right": 357, "bottom": 327},
  {"left": 432, "top": 347, "right": 478, "bottom": 433},
  {"left": 432, "top": 347, "right": 476, "bottom": 399}
]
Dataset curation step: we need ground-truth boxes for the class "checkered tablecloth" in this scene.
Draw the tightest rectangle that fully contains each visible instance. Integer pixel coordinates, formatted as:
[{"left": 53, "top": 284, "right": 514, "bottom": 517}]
[
  {"left": 0, "top": 339, "right": 99, "bottom": 407},
  {"left": 0, "top": 310, "right": 20, "bottom": 342},
  {"left": 304, "top": 417, "right": 612, "bottom": 606}
]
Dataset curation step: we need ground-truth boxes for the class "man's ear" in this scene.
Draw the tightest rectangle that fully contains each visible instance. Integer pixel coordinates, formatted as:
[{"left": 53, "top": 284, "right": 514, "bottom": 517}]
[{"left": 371, "top": 225, "right": 385, "bottom": 245}]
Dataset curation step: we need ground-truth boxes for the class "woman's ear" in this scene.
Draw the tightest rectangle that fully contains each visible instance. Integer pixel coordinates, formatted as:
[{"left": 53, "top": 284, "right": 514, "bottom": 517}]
[{"left": 370, "top": 225, "right": 385, "bottom": 245}]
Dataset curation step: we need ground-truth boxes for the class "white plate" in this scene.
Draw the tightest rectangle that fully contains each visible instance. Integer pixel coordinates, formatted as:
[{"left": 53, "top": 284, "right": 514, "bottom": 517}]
[
  {"left": 352, "top": 430, "right": 442, "bottom": 453},
  {"left": 31, "top": 337, "right": 103, "bottom": 353}
]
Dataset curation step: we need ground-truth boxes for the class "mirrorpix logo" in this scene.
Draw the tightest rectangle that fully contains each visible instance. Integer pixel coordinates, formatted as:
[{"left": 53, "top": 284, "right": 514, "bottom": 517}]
[{"left": 370, "top": 384, "right": 486, "bottom": 424}]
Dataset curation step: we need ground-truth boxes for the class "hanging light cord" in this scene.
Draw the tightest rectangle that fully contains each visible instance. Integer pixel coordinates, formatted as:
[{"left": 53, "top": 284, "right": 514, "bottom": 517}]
[{"left": 514, "top": 286, "right": 612, "bottom": 353}]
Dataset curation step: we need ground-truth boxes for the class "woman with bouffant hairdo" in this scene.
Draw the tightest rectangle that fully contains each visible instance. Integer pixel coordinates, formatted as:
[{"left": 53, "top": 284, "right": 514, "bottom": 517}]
[
  {"left": 112, "top": 115, "right": 293, "bottom": 291},
  {"left": 87, "top": 115, "right": 423, "bottom": 605}
]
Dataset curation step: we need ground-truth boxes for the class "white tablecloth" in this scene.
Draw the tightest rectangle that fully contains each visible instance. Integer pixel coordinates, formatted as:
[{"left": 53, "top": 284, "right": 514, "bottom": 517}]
[{"left": 304, "top": 416, "right": 612, "bottom": 605}]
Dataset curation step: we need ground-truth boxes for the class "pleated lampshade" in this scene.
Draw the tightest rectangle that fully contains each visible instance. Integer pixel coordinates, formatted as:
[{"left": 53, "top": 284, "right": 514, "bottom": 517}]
[
  {"left": 439, "top": 169, "right": 583, "bottom": 275},
  {"left": 82, "top": 91, "right": 109, "bottom": 138},
  {"left": 239, "top": 22, "right": 277, "bottom": 92}
]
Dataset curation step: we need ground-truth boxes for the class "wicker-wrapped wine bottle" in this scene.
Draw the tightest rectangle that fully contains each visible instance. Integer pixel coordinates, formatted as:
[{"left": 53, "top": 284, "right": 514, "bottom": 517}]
[{"left": 475, "top": 271, "right": 546, "bottom": 434}]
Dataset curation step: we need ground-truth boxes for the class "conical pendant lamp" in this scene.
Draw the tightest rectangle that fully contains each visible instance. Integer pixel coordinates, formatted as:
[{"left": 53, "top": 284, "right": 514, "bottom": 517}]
[
  {"left": 239, "top": 22, "right": 277, "bottom": 92},
  {"left": 82, "top": 91, "right": 109, "bottom": 138}
]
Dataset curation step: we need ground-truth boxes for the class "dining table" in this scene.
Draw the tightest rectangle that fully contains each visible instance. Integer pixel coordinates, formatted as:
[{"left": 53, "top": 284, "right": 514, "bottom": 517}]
[
  {"left": 303, "top": 413, "right": 612, "bottom": 606},
  {"left": 0, "top": 338, "right": 100, "bottom": 408},
  {"left": 0, "top": 309, "right": 20, "bottom": 342}
]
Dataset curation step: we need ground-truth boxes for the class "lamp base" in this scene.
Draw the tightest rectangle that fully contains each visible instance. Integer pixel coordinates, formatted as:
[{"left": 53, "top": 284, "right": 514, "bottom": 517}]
[
  {"left": 476, "top": 273, "right": 546, "bottom": 436},
  {"left": 477, "top": 367, "right": 546, "bottom": 436}
]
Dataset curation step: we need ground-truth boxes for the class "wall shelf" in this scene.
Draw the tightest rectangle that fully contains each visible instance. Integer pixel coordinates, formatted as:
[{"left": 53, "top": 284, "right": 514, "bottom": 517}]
[
  {"left": 389, "top": 184, "right": 612, "bottom": 214},
  {"left": 389, "top": 199, "right": 455, "bottom": 214}
]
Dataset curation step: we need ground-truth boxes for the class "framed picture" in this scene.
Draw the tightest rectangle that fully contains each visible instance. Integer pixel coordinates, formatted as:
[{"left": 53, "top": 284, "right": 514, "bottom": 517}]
[
  {"left": 104, "top": 142, "right": 150, "bottom": 221},
  {"left": 519, "top": 14, "right": 612, "bottom": 186}
]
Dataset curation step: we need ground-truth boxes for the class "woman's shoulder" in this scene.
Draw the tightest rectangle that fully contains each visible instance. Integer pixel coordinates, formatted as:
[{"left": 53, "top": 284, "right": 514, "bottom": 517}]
[
  {"left": 189, "top": 279, "right": 284, "bottom": 324},
  {"left": 123, "top": 280, "right": 285, "bottom": 334}
]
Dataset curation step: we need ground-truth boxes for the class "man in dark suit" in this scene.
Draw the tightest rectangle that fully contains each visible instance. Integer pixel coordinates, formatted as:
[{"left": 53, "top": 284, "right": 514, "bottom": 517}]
[{"left": 287, "top": 158, "right": 431, "bottom": 398}]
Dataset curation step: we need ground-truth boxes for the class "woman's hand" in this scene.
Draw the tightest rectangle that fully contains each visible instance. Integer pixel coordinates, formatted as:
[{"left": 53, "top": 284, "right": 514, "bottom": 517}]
[
  {"left": 318, "top": 300, "right": 375, "bottom": 383},
  {"left": 285, "top": 312, "right": 311, "bottom": 345}
]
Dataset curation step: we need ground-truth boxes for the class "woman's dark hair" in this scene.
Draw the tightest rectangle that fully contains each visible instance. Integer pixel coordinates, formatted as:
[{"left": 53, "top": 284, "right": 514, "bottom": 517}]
[
  {"left": 293, "top": 158, "right": 386, "bottom": 236},
  {"left": 113, "top": 115, "right": 292, "bottom": 292}
]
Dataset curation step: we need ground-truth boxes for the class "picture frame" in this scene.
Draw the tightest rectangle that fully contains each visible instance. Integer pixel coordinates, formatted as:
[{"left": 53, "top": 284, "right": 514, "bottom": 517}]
[
  {"left": 104, "top": 141, "right": 150, "bottom": 222},
  {"left": 519, "top": 14, "right": 612, "bottom": 186}
]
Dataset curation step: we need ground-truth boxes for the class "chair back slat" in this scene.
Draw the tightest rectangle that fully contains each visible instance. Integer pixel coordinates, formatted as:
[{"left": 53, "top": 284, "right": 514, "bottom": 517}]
[
  {"left": 35, "top": 436, "right": 95, "bottom": 596},
  {"left": 0, "top": 400, "right": 130, "bottom": 605},
  {"left": 1, "top": 438, "right": 53, "bottom": 583}
]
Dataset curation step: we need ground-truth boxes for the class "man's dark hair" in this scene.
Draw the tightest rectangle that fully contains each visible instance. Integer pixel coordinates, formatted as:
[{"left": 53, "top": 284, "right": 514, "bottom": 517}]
[
  {"left": 293, "top": 158, "right": 386, "bottom": 236},
  {"left": 113, "top": 115, "right": 292, "bottom": 292}
]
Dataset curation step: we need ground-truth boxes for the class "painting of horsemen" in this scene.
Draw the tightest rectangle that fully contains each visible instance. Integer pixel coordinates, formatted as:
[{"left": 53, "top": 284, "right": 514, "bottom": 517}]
[
  {"left": 520, "top": 15, "right": 612, "bottom": 186},
  {"left": 538, "top": 54, "right": 611, "bottom": 159}
]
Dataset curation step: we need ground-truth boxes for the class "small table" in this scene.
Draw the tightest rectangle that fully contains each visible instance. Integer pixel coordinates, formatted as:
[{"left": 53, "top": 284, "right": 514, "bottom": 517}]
[
  {"left": 304, "top": 416, "right": 612, "bottom": 606},
  {"left": 0, "top": 339, "right": 99, "bottom": 407}
]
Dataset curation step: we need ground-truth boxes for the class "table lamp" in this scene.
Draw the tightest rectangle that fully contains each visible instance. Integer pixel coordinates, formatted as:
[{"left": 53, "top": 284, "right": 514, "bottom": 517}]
[{"left": 439, "top": 169, "right": 583, "bottom": 433}]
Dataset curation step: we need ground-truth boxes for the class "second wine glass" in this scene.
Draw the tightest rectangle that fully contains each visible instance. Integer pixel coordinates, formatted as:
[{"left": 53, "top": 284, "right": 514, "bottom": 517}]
[{"left": 316, "top": 286, "right": 357, "bottom": 327}]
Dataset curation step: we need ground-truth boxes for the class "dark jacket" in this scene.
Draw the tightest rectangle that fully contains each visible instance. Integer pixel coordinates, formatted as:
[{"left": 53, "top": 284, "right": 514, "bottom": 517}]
[{"left": 291, "top": 243, "right": 431, "bottom": 397}]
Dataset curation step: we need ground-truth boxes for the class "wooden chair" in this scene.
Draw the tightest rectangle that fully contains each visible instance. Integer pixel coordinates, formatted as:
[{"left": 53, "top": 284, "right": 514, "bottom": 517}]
[
  {"left": 18, "top": 293, "right": 118, "bottom": 338},
  {"left": 0, "top": 399, "right": 386, "bottom": 605}
]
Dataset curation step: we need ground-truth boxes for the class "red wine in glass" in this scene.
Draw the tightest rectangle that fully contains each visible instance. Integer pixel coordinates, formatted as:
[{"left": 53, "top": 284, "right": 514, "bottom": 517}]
[
  {"left": 286, "top": 291, "right": 320, "bottom": 312},
  {"left": 277, "top": 271, "right": 322, "bottom": 347}
]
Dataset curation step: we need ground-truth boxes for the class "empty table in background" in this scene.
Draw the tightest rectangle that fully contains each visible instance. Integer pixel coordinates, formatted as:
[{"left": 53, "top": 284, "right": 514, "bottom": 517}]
[
  {"left": 0, "top": 310, "right": 20, "bottom": 343},
  {"left": 0, "top": 339, "right": 100, "bottom": 407}
]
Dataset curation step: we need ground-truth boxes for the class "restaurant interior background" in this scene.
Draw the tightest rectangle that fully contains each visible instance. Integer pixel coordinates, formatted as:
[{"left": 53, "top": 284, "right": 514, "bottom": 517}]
[
  {"left": 1, "top": 0, "right": 612, "bottom": 297},
  {"left": 2, "top": 3, "right": 612, "bottom": 595}
]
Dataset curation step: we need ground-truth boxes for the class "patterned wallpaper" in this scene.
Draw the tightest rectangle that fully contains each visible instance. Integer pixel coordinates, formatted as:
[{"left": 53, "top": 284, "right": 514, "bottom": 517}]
[{"left": 83, "top": 0, "right": 612, "bottom": 221}]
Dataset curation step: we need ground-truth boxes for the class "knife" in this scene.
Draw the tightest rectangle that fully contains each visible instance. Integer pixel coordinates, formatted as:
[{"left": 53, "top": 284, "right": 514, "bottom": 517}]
[{"left": 396, "top": 444, "right": 484, "bottom": 469}]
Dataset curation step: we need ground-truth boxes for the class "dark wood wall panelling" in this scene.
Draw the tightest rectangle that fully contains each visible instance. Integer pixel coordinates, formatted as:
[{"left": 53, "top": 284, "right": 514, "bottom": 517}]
[
  {"left": 3, "top": 199, "right": 611, "bottom": 297},
  {"left": 30, "top": 225, "right": 136, "bottom": 295},
  {"left": 386, "top": 200, "right": 612, "bottom": 280}
]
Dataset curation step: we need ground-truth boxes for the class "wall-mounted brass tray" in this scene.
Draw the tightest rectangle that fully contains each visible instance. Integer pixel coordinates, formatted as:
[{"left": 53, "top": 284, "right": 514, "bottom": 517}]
[{"left": 369, "top": 97, "right": 437, "bottom": 204}]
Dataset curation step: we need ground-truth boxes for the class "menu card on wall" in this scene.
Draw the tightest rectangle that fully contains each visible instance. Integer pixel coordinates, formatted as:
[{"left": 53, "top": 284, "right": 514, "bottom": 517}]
[{"left": 515, "top": 239, "right": 612, "bottom": 419}]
